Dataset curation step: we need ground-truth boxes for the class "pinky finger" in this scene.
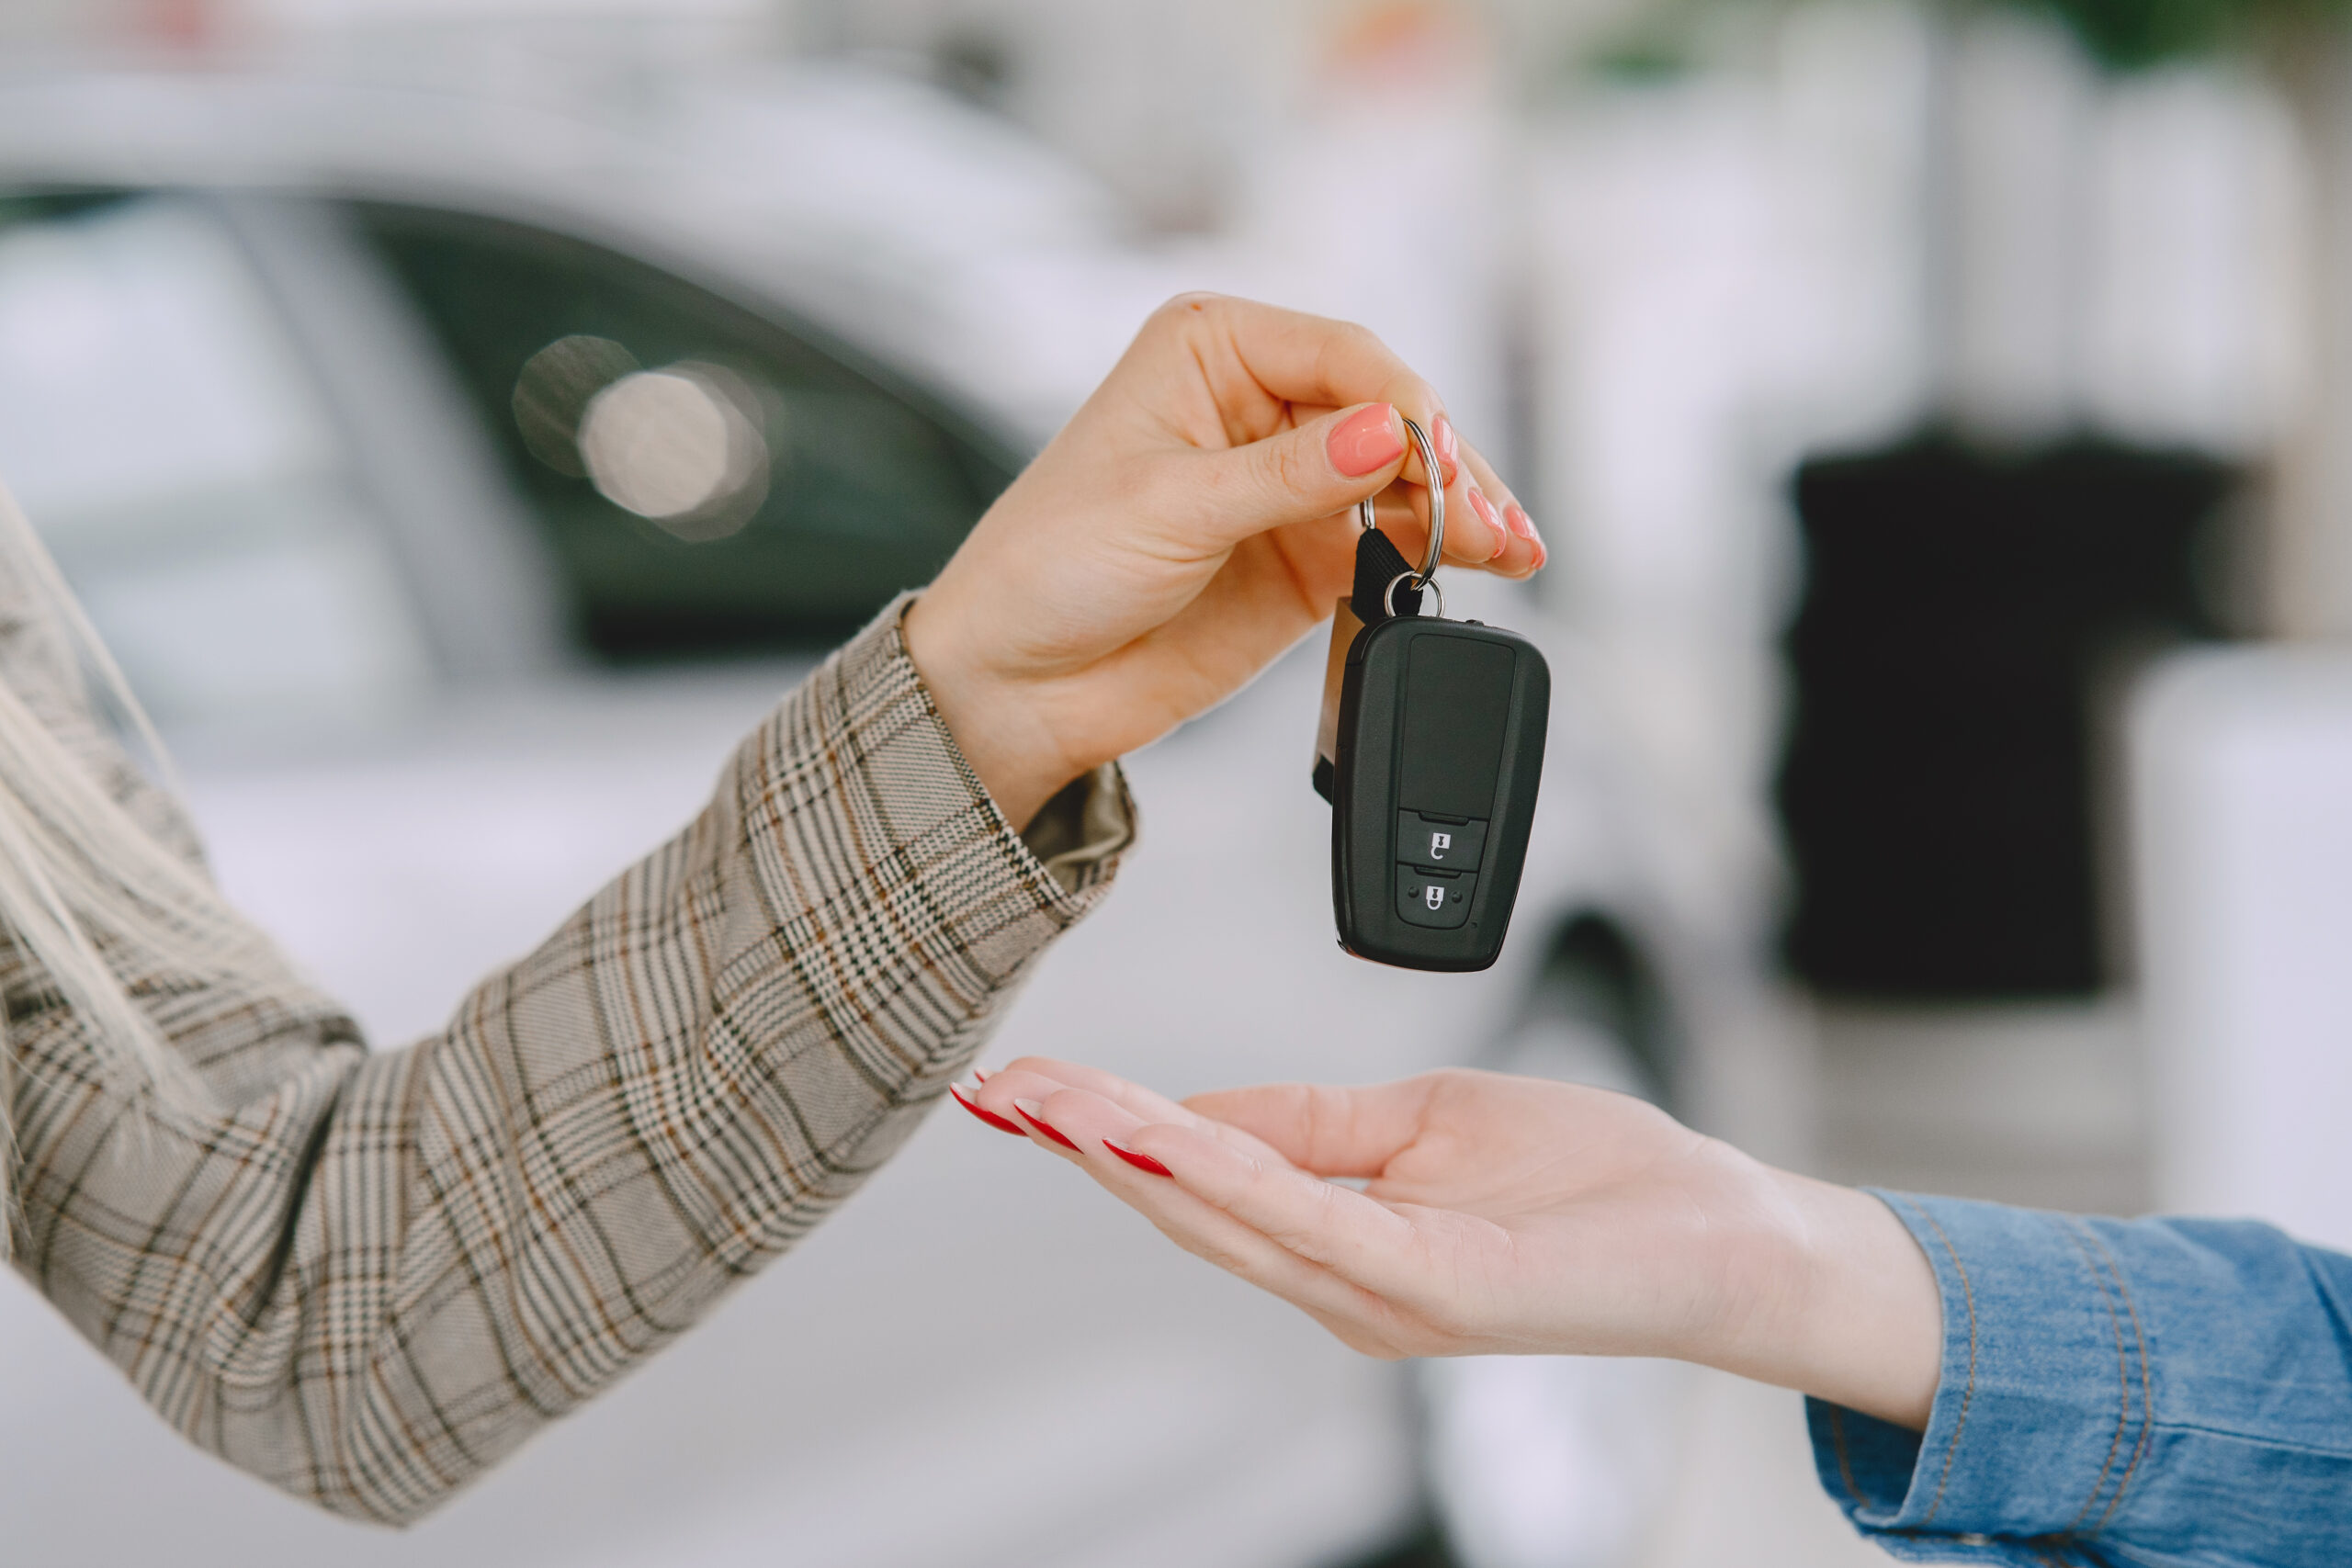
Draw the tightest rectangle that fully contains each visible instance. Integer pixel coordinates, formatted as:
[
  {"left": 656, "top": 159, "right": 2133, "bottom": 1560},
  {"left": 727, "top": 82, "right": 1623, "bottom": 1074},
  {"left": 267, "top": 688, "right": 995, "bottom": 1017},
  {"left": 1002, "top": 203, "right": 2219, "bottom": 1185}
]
[
  {"left": 1125, "top": 1122, "right": 1441, "bottom": 1306},
  {"left": 1455, "top": 436, "right": 1544, "bottom": 578},
  {"left": 1121, "top": 1160, "right": 1420, "bottom": 1353}
]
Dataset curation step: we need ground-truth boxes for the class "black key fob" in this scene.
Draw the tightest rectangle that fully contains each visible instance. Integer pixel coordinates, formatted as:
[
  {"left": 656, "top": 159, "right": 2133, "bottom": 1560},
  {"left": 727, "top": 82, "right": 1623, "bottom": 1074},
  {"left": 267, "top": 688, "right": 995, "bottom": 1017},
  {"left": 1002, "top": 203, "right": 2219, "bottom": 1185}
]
[
  {"left": 1315, "top": 417, "right": 1549, "bottom": 973},
  {"left": 1331, "top": 613, "right": 1548, "bottom": 971}
]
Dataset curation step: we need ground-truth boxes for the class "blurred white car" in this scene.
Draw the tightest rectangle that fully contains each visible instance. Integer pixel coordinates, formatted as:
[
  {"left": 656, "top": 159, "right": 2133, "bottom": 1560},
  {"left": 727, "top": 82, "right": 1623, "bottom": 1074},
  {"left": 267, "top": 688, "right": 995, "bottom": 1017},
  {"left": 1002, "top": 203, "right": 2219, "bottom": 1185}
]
[{"left": 0, "top": 59, "right": 1708, "bottom": 1568}]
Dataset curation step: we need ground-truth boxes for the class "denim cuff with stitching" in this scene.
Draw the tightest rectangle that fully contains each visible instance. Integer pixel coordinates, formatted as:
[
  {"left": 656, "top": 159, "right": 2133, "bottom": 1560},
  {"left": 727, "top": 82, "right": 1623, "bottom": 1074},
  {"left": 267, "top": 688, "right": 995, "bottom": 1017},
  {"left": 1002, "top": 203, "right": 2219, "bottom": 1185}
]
[{"left": 1807, "top": 1192, "right": 2352, "bottom": 1567}]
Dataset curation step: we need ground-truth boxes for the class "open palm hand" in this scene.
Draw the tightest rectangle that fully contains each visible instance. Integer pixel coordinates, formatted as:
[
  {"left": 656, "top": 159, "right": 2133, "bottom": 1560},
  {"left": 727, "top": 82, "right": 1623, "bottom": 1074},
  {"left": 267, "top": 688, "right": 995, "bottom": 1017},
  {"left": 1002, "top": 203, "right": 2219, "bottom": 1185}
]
[
  {"left": 966, "top": 1058, "right": 1792, "bottom": 1361},
  {"left": 962, "top": 1056, "right": 1941, "bottom": 1429}
]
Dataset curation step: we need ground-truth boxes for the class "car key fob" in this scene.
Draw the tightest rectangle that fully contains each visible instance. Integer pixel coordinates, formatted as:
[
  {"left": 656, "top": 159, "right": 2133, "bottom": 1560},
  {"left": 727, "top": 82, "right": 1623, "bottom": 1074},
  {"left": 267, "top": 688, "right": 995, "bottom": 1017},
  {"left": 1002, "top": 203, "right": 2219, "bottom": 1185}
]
[{"left": 1318, "top": 419, "right": 1549, "bottom": 973}]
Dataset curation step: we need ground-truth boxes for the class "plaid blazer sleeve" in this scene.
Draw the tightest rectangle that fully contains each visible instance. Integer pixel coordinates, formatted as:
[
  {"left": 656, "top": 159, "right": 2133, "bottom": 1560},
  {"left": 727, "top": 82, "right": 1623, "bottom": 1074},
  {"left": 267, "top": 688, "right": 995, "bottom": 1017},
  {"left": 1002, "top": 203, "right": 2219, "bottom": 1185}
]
[{"left": 6, "top": 596, "right": 1132, "bottom": 1526}]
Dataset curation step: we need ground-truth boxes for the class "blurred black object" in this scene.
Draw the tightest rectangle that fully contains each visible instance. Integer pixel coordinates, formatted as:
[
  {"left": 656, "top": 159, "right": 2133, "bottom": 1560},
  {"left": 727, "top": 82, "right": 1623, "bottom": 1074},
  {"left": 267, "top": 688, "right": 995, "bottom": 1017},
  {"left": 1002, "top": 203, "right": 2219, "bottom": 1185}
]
[
  {"left": 1339, "top": 1521, "right": 1458, "bottom": 1568},
  {"left": 1778, "top": 432, "right": 2239, "bottom": 998}
]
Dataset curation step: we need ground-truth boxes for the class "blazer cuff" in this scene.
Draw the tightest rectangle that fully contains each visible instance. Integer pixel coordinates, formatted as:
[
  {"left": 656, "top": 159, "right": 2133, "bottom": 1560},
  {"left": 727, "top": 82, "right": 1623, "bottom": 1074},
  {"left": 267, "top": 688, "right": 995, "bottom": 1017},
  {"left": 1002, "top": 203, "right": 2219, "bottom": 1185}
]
[
  {"left": 1019, "top": 763, "right": 1135, "bottom": 896},
  {"left": 793, "top": 592, "right": 1132, "bottom": 945},
  {"left": 1804, "top": 1193, "right": 2154, "bottom": 1565}
]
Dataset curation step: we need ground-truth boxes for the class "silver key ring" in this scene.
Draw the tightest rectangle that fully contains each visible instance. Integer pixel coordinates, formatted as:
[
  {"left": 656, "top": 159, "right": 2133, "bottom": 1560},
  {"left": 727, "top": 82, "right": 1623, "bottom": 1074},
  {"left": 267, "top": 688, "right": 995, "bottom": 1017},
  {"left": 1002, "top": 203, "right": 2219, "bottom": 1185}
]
[
  {"left": 1383, "top": 570, "right": 1444, "bottom": 620},
  {"left": 1354, "top": 413, "right": 1446, "bottom": 591}
]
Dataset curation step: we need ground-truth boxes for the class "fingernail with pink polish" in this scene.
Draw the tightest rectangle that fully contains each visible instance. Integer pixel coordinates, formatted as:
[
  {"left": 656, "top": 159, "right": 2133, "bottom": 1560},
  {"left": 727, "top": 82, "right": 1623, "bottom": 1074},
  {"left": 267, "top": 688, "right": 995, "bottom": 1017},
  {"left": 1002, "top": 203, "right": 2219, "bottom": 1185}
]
[
  {"left": 1013, "top": 1099, "right": 1080, "bottom": 1152},
  {"left": 1466, "top": 486, "right": 1505, "bottom": 558},
  {"left": 1104, "top": 1140, "right": 1173, "bottom": 1178},
  {"left": 1505, "top": 502, "right": 1539, "bottom": 544},
  {"left": 1430, "top": 414, "right": 1462, "bottom": 487},
  {"left": 1328, "top": 403, "right": 1405, "bottom": 478}
]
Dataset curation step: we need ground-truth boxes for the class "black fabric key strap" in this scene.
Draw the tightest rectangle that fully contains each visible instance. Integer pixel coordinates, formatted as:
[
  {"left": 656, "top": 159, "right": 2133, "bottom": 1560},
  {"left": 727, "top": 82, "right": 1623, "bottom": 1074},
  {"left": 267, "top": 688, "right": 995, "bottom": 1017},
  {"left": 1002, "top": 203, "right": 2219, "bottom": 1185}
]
[
  {"left": 1313, "top": 527, "right": 1428, "bottom": 805},
  {"left": 1351, "top": 526, "right": 1424, "bottom": 624}
]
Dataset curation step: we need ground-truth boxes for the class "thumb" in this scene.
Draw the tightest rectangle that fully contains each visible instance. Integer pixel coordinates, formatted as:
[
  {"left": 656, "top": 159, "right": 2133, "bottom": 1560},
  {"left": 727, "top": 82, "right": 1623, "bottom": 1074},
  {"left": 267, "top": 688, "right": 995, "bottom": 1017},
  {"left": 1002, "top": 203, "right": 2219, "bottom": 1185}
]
[{"left": 1178, "top": 401, "right": 1423, "bottom": 547}]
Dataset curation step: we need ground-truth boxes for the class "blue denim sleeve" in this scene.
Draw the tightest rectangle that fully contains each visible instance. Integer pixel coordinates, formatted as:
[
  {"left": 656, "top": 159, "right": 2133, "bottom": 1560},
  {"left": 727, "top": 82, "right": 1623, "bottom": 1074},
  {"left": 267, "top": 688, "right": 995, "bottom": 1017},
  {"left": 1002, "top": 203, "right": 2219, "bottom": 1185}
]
[{"left": 1804, "top": 1192, "right": 2352, "bottom": 1567}]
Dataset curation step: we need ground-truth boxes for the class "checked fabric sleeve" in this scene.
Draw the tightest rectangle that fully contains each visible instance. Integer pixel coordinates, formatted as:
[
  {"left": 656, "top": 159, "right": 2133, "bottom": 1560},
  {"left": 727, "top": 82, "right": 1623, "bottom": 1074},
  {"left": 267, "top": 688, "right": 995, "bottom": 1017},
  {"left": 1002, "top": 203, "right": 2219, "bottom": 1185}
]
[{"left": 4, "top": 593, "right": 1132, "bottom": 1525}]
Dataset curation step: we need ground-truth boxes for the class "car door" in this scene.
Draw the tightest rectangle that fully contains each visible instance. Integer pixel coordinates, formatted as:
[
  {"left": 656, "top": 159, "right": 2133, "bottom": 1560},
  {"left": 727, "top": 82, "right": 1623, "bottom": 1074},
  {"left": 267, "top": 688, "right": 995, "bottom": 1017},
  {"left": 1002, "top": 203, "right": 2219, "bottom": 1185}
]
[{"left": 0, "top": 191, "right": 444, "bottom": 727}]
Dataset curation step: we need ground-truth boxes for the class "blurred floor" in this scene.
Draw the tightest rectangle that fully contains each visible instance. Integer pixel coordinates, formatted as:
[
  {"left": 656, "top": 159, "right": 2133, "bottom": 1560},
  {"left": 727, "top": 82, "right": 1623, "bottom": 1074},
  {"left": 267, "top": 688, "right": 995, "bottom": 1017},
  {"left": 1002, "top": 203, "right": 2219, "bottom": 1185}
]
[
  {"left": 1347, "top": 1372, "right": 1893, "bottom": 1568},
  {"left": 1639, "top": 1371, "right": 1896, "bottom": 1568}
]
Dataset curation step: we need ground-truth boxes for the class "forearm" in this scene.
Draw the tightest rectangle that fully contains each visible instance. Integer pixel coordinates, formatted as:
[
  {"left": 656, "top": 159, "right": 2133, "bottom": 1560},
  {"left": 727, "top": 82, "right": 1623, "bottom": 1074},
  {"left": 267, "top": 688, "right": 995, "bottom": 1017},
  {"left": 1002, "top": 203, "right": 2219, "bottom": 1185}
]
[{"left": 15, "top": 600, "right": 1131, "bottom": 1524}]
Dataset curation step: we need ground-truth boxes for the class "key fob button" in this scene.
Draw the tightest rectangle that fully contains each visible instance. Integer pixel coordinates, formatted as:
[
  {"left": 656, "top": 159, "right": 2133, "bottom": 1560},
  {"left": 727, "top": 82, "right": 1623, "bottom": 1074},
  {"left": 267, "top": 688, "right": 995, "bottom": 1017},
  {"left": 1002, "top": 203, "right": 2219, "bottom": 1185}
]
[
  {"left": 1396, "top": 867, "right": 1476, "bottom": 930},
  {"left": 1397, "top": 812, "right": 1487, "bottom": 871}
]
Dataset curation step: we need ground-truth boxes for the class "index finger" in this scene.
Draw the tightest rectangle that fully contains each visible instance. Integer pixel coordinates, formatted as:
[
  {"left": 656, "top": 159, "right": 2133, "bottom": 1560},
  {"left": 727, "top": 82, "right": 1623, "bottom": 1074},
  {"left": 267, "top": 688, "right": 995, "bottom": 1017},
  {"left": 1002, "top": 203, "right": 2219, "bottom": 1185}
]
[
  {"left": 1170, "top": 294, "right": 1446, "bottom": 456},
  {"left": 983, "top": 1055, "right": 1199, "bottom": 1126},
  {"left": 978, "top": 1056, "right": 1300, "bottom": 1168},
  {"left": 1182, "top": 1076, "right": 1444, "bottom": 1179}
]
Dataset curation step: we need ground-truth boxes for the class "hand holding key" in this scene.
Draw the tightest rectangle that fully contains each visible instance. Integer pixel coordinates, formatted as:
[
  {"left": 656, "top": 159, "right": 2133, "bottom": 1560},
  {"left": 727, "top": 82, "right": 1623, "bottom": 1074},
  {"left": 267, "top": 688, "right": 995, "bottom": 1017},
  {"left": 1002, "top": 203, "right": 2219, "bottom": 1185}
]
[{"left": 902, "top": 294, "right": 1542, "bottom": 828}]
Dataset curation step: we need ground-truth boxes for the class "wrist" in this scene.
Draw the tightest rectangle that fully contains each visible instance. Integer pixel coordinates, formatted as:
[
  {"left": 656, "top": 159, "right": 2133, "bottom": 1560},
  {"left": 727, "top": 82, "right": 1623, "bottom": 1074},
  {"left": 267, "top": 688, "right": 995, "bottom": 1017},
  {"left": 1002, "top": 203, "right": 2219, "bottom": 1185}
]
[
  {"left": 1751, "top": 1173, "right": 1943, "bottom": 1429},
  {"left": 900, "top": 592, "right": 1080, "bottom": 830},
  {"left": 1681, "top": 1160, "right": 1940, "bottom": 1430}
]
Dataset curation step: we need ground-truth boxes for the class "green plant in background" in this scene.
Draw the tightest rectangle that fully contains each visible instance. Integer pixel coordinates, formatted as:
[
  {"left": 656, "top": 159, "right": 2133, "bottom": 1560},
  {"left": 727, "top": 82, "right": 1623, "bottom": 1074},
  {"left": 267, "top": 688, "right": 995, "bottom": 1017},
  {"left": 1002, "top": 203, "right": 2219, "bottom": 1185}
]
[
  {"left": 1584, "top": 0, "right": 2352, "bottom": 80},
  {"left": 2021, "top": 0, "right": 2348, "bottom": 70}
]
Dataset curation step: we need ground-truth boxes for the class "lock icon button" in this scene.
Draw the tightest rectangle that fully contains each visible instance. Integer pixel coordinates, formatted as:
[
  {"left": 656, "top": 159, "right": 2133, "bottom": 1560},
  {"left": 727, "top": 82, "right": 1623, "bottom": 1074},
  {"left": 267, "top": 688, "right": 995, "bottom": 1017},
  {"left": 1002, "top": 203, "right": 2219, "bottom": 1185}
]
[{"left": 1396, "top": 867, "right": 1476, "bottom": 931}]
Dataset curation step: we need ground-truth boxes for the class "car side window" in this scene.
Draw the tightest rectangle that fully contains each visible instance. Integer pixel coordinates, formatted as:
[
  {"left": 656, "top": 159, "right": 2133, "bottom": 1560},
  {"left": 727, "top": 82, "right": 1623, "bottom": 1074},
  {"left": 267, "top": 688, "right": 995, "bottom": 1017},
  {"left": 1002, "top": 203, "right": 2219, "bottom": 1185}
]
[
  {"left": 345, "top": 202, "right": 1020, "bottom": 661},
  {"left": 0, "top": 191, "right": 439, "bottom": 727}
]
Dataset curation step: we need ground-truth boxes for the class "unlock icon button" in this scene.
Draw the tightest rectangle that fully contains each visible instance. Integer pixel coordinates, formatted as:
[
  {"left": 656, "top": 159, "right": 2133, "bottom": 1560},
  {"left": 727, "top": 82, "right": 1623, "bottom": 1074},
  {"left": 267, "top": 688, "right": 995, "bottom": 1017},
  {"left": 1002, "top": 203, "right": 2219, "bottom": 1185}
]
[{"left": 1398, "top": 811, "right": 1488, "bottom": 872}]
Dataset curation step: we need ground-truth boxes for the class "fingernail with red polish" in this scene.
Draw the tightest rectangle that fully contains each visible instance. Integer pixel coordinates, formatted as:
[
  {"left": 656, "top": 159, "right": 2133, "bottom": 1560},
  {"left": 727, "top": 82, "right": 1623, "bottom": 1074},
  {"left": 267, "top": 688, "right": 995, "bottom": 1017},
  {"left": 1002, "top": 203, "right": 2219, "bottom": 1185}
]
[
  {"left": 952, "top": 1083, "right": 1028, "bottom": 1136},
  {"left": 1013, "top": 1099, "right": 1080, "bottom": 1151},
  {"left": 1328, "top": 403, "right": 1405, "bottom": 477},
  {"left": 1431, "top": 414, "right": 1462, "bottom": 487},
  {"left": 1505, "top": 502, "right": 1539, "bottom": 543},
  {"left": 1104, "top": 1140, "right": 1173, "bottom": 1178}
]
